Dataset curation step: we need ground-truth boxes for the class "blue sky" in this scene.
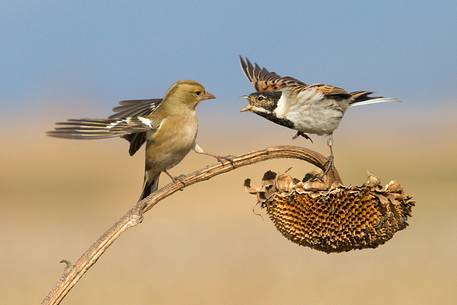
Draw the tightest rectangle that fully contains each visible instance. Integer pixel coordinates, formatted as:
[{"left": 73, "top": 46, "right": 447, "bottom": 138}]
[{"left": 1, "top": 0, "right": 456, "bottom": 115}]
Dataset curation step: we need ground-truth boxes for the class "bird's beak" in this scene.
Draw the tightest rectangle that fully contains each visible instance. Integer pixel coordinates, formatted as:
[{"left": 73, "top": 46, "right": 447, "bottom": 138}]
[
  {"left": 202, "top": 91, "right": 216, "bottom": 101},
  {"left": 240, "top": 95, "right": 252, "bottom": 111},
  {"left": 240, "top": 105, "right": 253, "bottom": 112}
]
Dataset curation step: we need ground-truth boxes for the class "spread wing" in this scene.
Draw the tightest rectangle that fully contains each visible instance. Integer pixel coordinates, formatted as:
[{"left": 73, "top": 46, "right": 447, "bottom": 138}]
[
  {"left": 46, "top": 117, "right": 157, "bottom": 140},
  {"left": 108, "top": 98, "right": 163, "bottom": 155},
  {"left": 48, "top": 98, "right": 163, "bottom": 156},
  {"left": 239, "top": 56, "right": 306, "bottom": 92},
  {"left": 109, "top": 98, "right": 162, "bottom": 119}
]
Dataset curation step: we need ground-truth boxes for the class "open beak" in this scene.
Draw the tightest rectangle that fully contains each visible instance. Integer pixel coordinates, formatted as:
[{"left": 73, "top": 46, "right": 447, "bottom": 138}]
[
  {"left": 202, "top": 91, "right": 216, "bottom": 101},
  {"left": 240, "top": 105, "right": 253, "bottom": 112},
  {"left": 240, "top": 95, "right": 252, "bottom": 112}
]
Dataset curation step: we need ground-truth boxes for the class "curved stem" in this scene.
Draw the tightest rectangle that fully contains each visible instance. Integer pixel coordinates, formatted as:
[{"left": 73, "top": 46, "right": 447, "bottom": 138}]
[{"left": 41, "top": 145, "right": 341, "bottom": 305}]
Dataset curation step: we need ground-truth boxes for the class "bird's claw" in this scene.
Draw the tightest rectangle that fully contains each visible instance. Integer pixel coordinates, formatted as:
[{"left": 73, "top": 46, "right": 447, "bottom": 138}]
[
  {"left": 322, "top": 155, "right": 334, "bottom": 176},
  {"left": 292, "top": 131, "right": 313, "bottom": 143},
  {"left": 170, "top": 175, "right": 186, "bottom": 191},
  {"left": 302, "top": 156, "right": 334, "bottom": 183},
  {"left": 215, "top": 155, "right": 236, "bottom": 167}
]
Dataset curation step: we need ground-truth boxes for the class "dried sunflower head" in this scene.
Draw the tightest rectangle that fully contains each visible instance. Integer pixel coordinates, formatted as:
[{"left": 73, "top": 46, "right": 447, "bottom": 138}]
[{"left": 245, "top": 171, "right": 415, "bottom": 253}]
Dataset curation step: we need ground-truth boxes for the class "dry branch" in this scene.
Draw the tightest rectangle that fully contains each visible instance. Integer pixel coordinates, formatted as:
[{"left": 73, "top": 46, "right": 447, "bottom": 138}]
[{"left": 41, "top": 145, "right": 340, "bottom": 305}]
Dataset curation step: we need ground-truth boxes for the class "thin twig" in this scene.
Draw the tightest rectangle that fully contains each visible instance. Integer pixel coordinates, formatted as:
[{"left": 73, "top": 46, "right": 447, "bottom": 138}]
[{"left": 41, "top": 145, "right": 341, "bottom": 305}]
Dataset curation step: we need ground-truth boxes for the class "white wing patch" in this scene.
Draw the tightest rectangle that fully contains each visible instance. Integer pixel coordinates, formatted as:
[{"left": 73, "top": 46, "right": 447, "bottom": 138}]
[
  {"left": 138, "top": 116, "right": 153, "bottom": 128},
  {"left": 107, "top": 118, "right": 131, "bottom": 129}
]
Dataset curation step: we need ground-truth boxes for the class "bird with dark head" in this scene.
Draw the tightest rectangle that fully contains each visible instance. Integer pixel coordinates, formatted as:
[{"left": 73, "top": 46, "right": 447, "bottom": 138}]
[
  {"left": 239, "top": 56, "right": 400, "bottom": 171},
  {"left": 48, "top": 80, "right": 228, "bottom": 201},
  {"left": 241, "top": 91, "right": 282, "bottom": 113},
  {"left": 241, "top": 92, "right": 295, "bottom": 130}
]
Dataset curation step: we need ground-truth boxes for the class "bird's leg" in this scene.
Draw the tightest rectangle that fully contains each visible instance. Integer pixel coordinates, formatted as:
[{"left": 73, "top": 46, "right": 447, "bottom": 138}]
[
  {"left": 292, "top": 131, "right": 313, "bottom": 143},
  {"left": 164, "top": 169, "right": 185, "bottom": 190},
  {"left": 193, "top": 144, "right": 235, "bottom": 166},
  {"left": 322, "top": 134, "right": 335, "bottom": 176}
]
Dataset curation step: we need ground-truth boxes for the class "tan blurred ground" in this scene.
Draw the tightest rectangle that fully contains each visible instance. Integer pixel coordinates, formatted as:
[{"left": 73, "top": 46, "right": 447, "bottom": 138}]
[{"left": 1, "top": 103, "right": 456, "bottom": 305}]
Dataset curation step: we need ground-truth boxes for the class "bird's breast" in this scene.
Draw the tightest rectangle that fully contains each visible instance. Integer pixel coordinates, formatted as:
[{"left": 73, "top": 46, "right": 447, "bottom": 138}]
[
  {"left": 145, "top": 113, "right": 198, "bottom": 170},
  {"left": 287, "top": 98, "right": 346, "bottom": 135}
]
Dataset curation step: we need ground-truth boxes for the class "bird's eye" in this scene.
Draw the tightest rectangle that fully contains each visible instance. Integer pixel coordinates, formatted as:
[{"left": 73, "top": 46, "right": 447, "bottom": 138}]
[
  {"left": 258, "top": 96, "right": 264, "bottom": 101},
  {"left": 195, "top": 91, "right": 201, "bottom": 96}
]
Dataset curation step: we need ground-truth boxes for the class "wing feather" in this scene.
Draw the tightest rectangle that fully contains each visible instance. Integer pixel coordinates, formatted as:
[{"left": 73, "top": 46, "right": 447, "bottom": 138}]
[
  {"left": 47, "top": 117, "right": 156, "bottom": 140},
  {"left": 306, "top": 84, "right": 351, "bottom": 99},
  {"left": 48, "top": 98, "right": 162, "bottom": 155},
  {"left": 108, "top": 98, "right": 162, "bottom": 154},
  {"left": 239, "top": 56, "right": 306, "bottom": 92},
  {"left": 109, "top": 98, "right": 162, "bottom": 119}
]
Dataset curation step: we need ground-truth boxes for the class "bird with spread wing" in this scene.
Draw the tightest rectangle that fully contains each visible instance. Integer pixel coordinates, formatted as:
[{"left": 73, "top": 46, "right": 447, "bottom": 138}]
[
  {"left": 48, "top": 80, "right": 227, "bottom": 200},
  {"left": 239, "top": 56, "right": 399, "bottom": 172}
]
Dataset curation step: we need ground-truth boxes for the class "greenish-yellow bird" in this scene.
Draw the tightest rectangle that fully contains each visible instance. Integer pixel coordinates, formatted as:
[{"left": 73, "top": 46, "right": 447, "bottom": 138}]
[{"left": 48, "top": 80, "right": 224, "bottom": 200}]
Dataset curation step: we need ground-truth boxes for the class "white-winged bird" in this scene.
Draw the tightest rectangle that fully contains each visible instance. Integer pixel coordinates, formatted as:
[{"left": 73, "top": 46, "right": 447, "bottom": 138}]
[
  {"left": 239, "top": 56, "right": 399, "bottom": 170},
  {"left": 48, "top": 80, "right": 225, "bottom": 200}
]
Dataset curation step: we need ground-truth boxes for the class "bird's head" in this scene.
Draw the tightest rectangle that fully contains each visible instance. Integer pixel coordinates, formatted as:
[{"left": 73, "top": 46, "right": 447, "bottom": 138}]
[
  {"left": 166, "top": 80, "right": 215, "bottom": 109},
  {"left": 240, "top": 91, "right": 282, "bottom": 114}
]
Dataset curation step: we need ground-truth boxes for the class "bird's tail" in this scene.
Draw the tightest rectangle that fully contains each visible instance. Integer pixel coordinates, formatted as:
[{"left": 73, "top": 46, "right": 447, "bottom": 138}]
[
  {"left": 47, "top": 118, "right": 150, "bottom": 140},
  {"left": 139, "top": 170, "right": 160, "bottom": 201},
  {"left": 349, "top": 91, "right": 400, "bottom": 107}
]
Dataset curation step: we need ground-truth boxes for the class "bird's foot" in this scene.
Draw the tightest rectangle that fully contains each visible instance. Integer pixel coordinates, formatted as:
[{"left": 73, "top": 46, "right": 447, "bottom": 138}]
[
  {"left": 322, "top": 155, "right": 334, "bottom": 177},
  {"left": 218, "top": 154, "right": 236, "bottom": 167},
  {"left": 173, "top": 175, "right": 186, "bottom": 191},
  {"left": 292, "top": 131, "right": 313, "bottom": 143},
  {"left": 194, "top": 144, "right": 236, "bottom": 167},
  {"left": 302, "top": 156, "right": 334, "bottom": 183},
  {"left": 208, "top": 154, "right": 236, "bottom": 167},
  {"left": 165, "top": 170, "right": 186, "bottom": 191}
]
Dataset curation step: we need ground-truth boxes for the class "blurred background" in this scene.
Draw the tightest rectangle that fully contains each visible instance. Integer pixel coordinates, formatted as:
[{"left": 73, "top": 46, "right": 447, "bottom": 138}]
[{"left": 1, "top": 0, "right": 456, "bottom": 304}]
